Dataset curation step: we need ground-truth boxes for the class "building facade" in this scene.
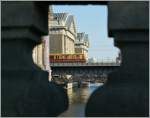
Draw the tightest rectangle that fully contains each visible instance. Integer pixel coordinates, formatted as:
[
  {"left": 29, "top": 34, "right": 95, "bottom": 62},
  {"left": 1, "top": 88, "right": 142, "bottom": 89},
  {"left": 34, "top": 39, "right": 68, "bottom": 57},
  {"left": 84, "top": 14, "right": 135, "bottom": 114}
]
[
  {"left": 32, "top": 6, "right": 53, "bottom": 81},
  {"left": 32, "top": 41, "right": 44, "bottom": 69},
  {"left": 32, "top": 36, "right": 51, "bottom": 81},
  {"left": 49, "top": 13, "right": 77, "bottom": 54},
  {"left": 75, "top": 32, "right": 90, "bottom": 60}
]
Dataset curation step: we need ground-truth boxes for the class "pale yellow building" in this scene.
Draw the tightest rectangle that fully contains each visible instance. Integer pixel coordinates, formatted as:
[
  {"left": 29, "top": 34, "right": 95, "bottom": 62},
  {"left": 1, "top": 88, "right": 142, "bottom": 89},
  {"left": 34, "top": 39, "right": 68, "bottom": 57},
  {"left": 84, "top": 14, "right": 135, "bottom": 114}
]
[
  {"left": 32, "top": 6, "right": 53, "bottom": 81},
  {"left": 32, "top": 36, "right": 51, "bottom": 81},
  {"left": 32, "top": 41, "right": 44, "bottom": 69},
  {"left": 75, "top": 32, "right": 89, "bottom": 60},
  {"left": 49, "top": 13, "right": 77, "bottom": 54}
]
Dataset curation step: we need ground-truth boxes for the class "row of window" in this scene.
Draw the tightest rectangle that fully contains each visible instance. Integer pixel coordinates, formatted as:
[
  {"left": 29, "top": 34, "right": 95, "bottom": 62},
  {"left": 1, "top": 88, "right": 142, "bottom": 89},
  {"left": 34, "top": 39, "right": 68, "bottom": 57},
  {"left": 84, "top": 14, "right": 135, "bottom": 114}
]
[{"left": 50, "top": 54, "right": 85, "bottom": 60}]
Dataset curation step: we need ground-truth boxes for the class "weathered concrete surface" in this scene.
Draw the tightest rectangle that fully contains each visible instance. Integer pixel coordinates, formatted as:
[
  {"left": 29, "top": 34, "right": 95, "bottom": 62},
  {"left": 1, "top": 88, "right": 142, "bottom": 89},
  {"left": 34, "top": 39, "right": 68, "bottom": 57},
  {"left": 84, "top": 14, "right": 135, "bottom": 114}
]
[
  {"left": 1, "top": 2, "right": 68, "bottom": 116},
  {"left": 86, "top": 1, "right": 149, "bottom": 117},
  {"left": 108, "top": 1, "right": 149, "bottom": 31}
]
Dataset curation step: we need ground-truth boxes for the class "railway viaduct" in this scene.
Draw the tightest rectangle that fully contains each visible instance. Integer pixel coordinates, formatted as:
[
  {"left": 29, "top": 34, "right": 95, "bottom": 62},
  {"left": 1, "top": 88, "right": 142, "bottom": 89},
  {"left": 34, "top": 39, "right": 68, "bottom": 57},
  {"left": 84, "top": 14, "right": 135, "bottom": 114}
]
[{"left": 50, "top": 62, "right": 120, "bottom": 76}]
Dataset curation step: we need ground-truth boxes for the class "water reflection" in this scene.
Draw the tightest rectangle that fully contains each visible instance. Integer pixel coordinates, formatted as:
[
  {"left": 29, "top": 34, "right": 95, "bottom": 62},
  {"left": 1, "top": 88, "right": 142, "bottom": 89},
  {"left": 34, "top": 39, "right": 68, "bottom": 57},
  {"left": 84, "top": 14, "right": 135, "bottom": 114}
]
[{"left": 59, "top": 83, "right": 103, "bottom": 117}]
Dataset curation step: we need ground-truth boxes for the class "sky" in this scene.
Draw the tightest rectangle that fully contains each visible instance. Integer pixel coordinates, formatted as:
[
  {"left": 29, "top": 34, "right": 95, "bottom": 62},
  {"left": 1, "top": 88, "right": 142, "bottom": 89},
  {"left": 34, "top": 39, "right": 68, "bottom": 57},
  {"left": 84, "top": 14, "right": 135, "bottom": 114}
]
[{"left": 53, "top": 5, "right": 119, "bottom": 62}]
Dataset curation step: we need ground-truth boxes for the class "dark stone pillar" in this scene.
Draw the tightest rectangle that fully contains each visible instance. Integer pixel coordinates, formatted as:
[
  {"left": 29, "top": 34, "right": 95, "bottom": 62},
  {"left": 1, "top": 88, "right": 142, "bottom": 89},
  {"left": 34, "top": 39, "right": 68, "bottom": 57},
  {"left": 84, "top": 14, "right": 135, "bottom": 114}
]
[
  {"left": 2, "top": 1, "right": 68, "bottom": 116},
  {"left": 85, "top": 1, "right": 149, "bottom": 117}
]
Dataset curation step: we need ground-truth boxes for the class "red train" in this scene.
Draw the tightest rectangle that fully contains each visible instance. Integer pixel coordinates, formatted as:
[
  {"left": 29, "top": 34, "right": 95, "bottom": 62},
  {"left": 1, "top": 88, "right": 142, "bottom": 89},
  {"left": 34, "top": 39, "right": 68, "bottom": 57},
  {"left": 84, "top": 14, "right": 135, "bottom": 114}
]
[{"left": 49, "top": 53, "right": 87, "bottom": 63}]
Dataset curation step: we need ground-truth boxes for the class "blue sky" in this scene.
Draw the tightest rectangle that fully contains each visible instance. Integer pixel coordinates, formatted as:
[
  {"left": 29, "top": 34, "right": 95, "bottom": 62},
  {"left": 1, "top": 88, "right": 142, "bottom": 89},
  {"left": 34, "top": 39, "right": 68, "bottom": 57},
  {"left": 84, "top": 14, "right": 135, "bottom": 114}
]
[{"left": 53, "top": 5, "right": 119, "bottom": 62}]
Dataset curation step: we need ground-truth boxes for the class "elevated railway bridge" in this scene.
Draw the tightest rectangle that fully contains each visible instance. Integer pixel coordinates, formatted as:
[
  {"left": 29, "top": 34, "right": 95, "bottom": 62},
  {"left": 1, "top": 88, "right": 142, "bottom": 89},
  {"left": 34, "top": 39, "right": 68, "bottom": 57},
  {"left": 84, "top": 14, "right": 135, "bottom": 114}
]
[{"left": 50, "top": 62, "right": 120, "bottom": 77}]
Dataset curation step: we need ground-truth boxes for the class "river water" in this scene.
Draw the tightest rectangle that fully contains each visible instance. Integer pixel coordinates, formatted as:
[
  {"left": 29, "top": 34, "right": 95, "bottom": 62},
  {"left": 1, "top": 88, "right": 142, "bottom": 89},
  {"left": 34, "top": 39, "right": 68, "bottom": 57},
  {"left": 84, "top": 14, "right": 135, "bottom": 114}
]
[{"left": 59, "top": 83, "right": 103, "bottom": 117}]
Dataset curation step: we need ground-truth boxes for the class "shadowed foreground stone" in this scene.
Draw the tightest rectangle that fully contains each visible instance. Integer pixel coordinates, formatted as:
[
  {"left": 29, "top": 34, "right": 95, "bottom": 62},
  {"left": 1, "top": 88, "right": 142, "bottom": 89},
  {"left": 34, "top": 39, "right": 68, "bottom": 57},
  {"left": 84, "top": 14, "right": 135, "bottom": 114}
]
[
  {"left": 85, "top": 1, "right": 149, "bottom": 117},
  {"left": 2, "top": 2, "right": 68, "bottom": 116}
]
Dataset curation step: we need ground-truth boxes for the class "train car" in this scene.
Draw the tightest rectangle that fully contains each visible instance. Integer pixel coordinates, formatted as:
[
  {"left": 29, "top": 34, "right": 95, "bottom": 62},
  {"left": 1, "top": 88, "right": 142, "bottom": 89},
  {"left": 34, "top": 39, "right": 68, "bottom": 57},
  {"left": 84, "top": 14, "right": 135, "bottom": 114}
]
[{"left": 49, "top": 53, "right": 87, "bottom": 63}]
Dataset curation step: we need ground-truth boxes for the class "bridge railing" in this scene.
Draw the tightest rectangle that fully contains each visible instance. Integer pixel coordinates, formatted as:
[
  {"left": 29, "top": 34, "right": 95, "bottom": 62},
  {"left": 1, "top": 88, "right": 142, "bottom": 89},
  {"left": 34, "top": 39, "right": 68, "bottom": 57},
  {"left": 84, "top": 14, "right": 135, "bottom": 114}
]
[{"left": 50, "top": 62, "right": 120, "bottom": 67}]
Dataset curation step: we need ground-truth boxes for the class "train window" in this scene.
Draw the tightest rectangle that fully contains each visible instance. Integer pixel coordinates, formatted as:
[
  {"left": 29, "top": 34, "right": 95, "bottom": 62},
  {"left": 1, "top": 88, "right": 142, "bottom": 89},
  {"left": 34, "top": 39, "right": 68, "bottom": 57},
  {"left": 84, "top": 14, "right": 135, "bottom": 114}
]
[
  {"left": 57, "top": 55, "right": 59, "bottom": 60},
  {"left": 53, "top": 55, "right": 56, "bottom": 60},
  {"left": 59, "top": 55, "right": 61, "bottom": 60},
  {"left": 50, "top": 56, "right": 54, "bottom": 60},
  {"left": 62, "top": 55, "right": 64, "bottom": 60},
  {"left": 59, "top": 55, "right": 62, "bottom": 60},
  {"left": 75, "top": 55, "right": 78, "bottom": 59},
  {"left": 67, "top": 55, "right": 70, "bottom": 59},
  {"left": 59, "top": 55, "right": 62, "bottom": 59},
  {"left": 72, "top": 55, "right": 76, "bottom": 59},
  {"left": 80, "top": 55, "right": 83, "bottom": 59},
  {"left": 65, "top": 55, "right": 68, "bottom": 60}
]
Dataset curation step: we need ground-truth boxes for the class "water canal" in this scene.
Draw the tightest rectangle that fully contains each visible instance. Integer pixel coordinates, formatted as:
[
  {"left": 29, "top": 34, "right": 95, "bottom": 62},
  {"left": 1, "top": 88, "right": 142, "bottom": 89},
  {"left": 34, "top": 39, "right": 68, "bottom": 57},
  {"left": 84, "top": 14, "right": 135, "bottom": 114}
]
[{"left": 59, "top": 83, "right": 103, "bottom": 117}]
